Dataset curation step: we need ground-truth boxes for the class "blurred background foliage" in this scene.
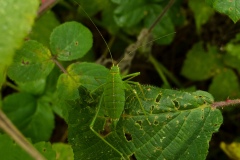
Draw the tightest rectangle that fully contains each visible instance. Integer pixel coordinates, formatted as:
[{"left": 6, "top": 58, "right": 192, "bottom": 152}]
[
  {"left": 2, "top": 0, "right": 240, "bottom": 159},
  {"left": 46, "top": 0, "right": 240, "bottom": 159}
]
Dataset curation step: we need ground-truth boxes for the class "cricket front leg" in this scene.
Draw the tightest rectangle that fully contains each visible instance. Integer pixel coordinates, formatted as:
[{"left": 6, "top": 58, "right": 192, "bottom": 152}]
[{"left": 122, "top": 72, "right": 140, "bottom": 81}]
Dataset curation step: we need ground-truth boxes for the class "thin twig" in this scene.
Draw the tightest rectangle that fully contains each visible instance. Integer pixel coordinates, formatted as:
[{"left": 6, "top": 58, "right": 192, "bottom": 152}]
[
  {"left": 60, "top": 130, "right": 68, "bottom": 142},
  {"left": 148, "top": 0, "right": 175, "bottom": 33},
  {"left": 38, "top": 0, "right": 58, "bottom": 16}
]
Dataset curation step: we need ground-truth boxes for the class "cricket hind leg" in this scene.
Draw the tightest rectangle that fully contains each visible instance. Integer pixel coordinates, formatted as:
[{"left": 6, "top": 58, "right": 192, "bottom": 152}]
[
  {"left": 122, "top": 72, "right": 149, "bottom": 120},
  {"left": 89, "top": 83, "right": 105, "bottom": 99},
  {"left": 122, "top": 73, "right": 146, "bottom": 100},
  {"left": 124, "top": 81, "right": 150, "bottom": 124},
  {"left": 122, "top": 72, "right": 140, "bottom": 81},
  {"left": 89, "top": 94, "right": 125, "bottom": 159}
]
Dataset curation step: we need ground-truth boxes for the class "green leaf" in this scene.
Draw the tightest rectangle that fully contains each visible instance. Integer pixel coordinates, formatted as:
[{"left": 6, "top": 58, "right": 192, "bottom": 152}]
[
  {"left": 220, "top": 141, "right": 240, "bottom": 160},
  {"left": 0, "top": 67, "right": 7, "bottom": 90},
  {"left": 189, "top": 0, "right": 214, "bottom": 32},
  {"left": 7, "top": 40, "right": 54, "bottom": 82},
  {"left": 50, "top": 21, "right": 93, "bottom": 61},
  {"left": 31, "top": 96, "right": 55, "bottom": 141},
  {"left": 102, "top": 2, "right": 120, "bottom": 34},
  {"left": 205, "top": 0, "right": 240, "bottom": 23},
  {"left": 56, "top": 62, "right": 108, "bottom": 100},
  {"left": 52, "top": 143, "right": 74, "bottom": 160},
  {"left": 167, "top": 0, "right": 185, "bottom": 26},
  {"left": 2, "top": 93, "right": 37, "bottom": 129},
  {"left": 0, "top": 0, "right": 39, "bottom": 86},
  {"left": 54, "top": 99, "right": 71, "bottom": 121},
  {"left": 144, "top": 4, "right": 175, "bottom": 44},
  {"left": 34, "top": 142, "right": 56, "bottom": 160},
  {"left": 234, "top": 33, "right": 240, "bottom": 41},
  {"left": 0, "top": 134, "right": 56, "bottom": 160},
  {"left": 114, "top": 0, "right": 146, "bottom": 27},
  {"left": 29, "top": 11, "right": 60, "bottom": 47},
  {"left": 222, "top": 34, "right": 240, "bottom": 72},
  {"left": 225, "top": 43, "right": 240, "bottom": 58},
  {"left": 17, "top": 79, "right": 46, "bottom": 95},
  {"left": 75, "top": 0, "right": 109, "bottom": 16},
  {"left": 113, "top": 1, "right": 175, "bottom": 44},
  {"left": 181, "top": 42, "right": 222, "bottom": 80},
  {"left": 209, "top": 69, "right": 240, "bottom": 100},
  {"left": 223, "top": 52, "right": 240, "bottom": 72},
  {"left": 44, "top": 66, "right": 62, "bottom": 93},
  {"left": 67, "top": 85, "right": 222, "bottom": 159},
  {"left": 0, "top": 134, "right": 33, "bottom": 160},
  {"left": 2, "top": 93, "right": 54, "bottom": 142}
]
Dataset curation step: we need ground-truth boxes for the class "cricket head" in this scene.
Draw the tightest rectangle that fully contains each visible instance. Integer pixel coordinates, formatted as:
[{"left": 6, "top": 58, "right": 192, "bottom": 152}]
[{"left": 110, "top": 65, "right": 120, "bottom": 73}]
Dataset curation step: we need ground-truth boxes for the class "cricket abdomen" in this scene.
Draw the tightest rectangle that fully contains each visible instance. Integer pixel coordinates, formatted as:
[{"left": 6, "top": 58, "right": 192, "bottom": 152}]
[{"left": 104, "top": 66, "right": 125, "bottom": 120}]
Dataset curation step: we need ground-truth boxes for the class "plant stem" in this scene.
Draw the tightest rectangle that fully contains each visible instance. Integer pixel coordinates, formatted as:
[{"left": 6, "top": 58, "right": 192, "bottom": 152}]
[
  {"left": 148, "top": 54, "right": 170, "bottom": 88},
  {"left": 212, "top": 99, "right": 240, "bottom": 109},
  {"left": 52, "top": 57, "right": 78, "bottom": 83},
  {"left": 37, "top": 0, "right": 58, "bottom": 16},
  {"left": 5, "top": 81, "right": 20, "bottom": 91},
  {"left": 52, "top": 58, "right": 68, "bottom": 74},
  {"left": 148, "top": 54, "right": 182, "bottom": 88}
]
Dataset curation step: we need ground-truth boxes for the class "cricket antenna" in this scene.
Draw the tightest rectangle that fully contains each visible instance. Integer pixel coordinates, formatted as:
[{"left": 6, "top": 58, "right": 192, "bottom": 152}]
[
  {"left": 117, "top": 32, "right": 176, "bottom": 65},
  {"left": 73, "top": 1, "right": 114, "bottom": 65}
]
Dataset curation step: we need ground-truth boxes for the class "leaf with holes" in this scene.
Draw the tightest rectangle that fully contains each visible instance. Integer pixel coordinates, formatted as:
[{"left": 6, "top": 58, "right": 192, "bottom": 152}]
[
  {"left": 50, "top": 21, "right": 93, "bottom": 61},
  {"left": 67, "top": 85, "right": 222, "bottom": 160},
  {"left": 7, "top": 40, "right": 54, "bottom": 82}
]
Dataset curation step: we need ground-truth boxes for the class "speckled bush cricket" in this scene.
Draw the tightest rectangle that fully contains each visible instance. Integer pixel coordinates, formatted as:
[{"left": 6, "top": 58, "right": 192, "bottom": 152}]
[{"left": 89, "top": 62, "right": 148, "bottom": 158}]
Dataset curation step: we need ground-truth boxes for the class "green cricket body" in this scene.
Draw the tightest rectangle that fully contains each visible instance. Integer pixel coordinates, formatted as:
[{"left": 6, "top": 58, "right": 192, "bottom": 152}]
[{"left": 103, "top": 65, "right": 125, "bottom": 128}]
